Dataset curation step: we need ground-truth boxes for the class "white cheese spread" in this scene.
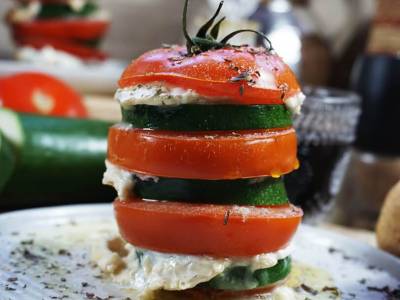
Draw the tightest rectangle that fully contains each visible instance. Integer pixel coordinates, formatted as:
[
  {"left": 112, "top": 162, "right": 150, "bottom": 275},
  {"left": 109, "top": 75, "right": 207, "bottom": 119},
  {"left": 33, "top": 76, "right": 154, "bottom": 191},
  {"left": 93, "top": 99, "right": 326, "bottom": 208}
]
[
  {"left": 284, "top": 92, "right": 306, "bottom": 115},
  {"left": 116, "top": 84, "right": 204, "bottom": 106},
  {"left": 16, "top": 46, "right": 84, "bottom": 67},
  {"left": 103, "top": 160, "right": 158, "bottom": 200},
  {"left": 91, "top": 233, "right": 291, "bottom": 298},
  {"left": 103, "top": 160, "right": 134, "bottom": 200},
  {"left": 116, "top": 83, "right": 305, "bottom": 113}
]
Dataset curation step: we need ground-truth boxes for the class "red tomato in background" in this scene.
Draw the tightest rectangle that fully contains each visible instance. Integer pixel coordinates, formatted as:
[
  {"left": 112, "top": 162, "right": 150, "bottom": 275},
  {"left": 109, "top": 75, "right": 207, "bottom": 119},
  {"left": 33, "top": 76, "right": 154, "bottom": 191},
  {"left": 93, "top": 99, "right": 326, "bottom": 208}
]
[{"left": 0, "top": 72, "right": 87, "bottom": 118}]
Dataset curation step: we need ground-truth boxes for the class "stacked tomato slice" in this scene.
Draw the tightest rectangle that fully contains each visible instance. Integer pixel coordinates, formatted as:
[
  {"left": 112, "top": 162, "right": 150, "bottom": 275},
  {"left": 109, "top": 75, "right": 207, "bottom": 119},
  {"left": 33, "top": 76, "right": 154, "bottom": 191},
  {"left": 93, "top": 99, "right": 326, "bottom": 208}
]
[
  {"left": 7, "top": 0, "right": 110, "bottom": 60},
  {"left": 107, "top": 45, "right": 303, "bottom": 294}
]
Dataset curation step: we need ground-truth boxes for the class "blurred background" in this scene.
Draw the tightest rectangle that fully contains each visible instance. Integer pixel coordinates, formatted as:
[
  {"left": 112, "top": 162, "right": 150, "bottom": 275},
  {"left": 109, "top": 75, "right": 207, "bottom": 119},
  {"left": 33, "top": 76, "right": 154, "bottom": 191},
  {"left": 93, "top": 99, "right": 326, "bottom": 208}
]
[
  {"left": 0, "top": 0, "right": 399, "bottom": 246},
  {"left": 0, "top": 0, "right": 377, "bottom": 89}
]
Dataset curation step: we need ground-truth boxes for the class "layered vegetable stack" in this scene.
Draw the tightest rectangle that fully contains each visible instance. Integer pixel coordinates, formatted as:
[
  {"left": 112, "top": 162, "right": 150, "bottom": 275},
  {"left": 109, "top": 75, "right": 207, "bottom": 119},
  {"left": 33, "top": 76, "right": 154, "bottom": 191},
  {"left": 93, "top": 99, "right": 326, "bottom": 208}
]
[
  {"left": 7, "top": 0, "right": 110, "bottom": 60},
  {"left": 103, "top": 0, "right": 304, "bottom": 297}
]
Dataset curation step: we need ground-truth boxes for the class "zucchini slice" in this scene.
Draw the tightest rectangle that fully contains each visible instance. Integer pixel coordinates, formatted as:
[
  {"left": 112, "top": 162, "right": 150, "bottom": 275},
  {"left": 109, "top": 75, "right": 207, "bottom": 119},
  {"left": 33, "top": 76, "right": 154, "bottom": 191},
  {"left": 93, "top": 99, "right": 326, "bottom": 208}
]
[
  {"left": 134, "top": 175, "right": 288, "bottom": 206},
  {"left": 37, "top": 2, "right": 99, "bottom": 19},
  {"left": 121, "top": 104, "right": 292, "bottom": 131},
  {"left": 203, "top": 257, "right": 291, "bottom": 291}
]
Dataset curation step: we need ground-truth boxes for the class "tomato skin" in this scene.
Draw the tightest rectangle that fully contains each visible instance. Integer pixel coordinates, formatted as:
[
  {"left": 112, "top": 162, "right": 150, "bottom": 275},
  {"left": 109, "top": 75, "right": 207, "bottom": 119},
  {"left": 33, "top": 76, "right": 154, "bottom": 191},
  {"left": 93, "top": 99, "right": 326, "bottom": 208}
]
[
  {"left": 10, "top": 20, "right": 109, "bottom": 60},
  {"left": 119, "top": 46, "right": 301, "bottom": 104},
  {"left": 107, "top": 127, "right": 298, "bottom": 180},
  {"left": 11, "top": 20, "right": 109, "bottom": 41},
  {"left": 0, "top": 72, "right": 87, "bottom": 117},
  {"left": 114, "top": 199, "right": 303, "bottom": 257},
  {"left": 14, "top": 35, "right": 107, "bottom": 60}
]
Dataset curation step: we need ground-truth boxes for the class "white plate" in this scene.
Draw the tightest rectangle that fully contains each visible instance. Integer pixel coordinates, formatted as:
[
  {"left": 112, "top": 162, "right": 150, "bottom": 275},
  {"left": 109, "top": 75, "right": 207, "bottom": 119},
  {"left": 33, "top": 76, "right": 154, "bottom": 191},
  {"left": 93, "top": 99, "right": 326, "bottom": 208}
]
[
  {"left": 0, "top": 59, "right": 125, "bottom": 94},
  {"left": 0, "top": 204, "right": 399, "bottom": 300}
]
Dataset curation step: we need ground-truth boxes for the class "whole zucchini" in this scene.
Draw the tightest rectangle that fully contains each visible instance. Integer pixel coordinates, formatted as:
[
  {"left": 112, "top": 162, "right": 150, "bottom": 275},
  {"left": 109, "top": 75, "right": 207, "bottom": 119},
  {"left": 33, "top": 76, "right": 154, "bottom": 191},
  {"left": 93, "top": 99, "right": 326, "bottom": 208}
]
[
  {"left": 0, "top": 132, "right": 16, "bottom": 193},
  {"left": 0, "top": 108, "right": 114, "bottom": 206}
]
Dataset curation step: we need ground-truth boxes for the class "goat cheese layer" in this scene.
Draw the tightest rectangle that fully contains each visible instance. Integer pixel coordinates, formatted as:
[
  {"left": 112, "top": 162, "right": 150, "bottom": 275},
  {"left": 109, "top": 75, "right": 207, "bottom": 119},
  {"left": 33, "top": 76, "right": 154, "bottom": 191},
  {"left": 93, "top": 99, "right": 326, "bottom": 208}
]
[
  {"left": 91, "top": 233, "right": 292, "bottom": 297},
  {"left": 103, "top": 160, "right": 159, "bottom": 200},
  {"left": 115, "top": 83, "right": 305, "bottom": 114}
]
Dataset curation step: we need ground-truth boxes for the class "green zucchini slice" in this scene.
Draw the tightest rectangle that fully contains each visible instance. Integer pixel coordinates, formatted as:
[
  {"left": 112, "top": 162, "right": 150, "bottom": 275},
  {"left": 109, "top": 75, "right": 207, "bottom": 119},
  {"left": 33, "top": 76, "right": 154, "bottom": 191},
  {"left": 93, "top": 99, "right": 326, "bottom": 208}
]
[
  {"left": 134, "top": 175, "right": 288, "bottom": 206},
  {"left": 121, "top": 104, "right": 292, "bottom": 131},
  {"left": 203, "top": 257, "right": 291, "bottom": 291},
  {"left": 37, "top": 2, "right": 99, "bottom": 19}
]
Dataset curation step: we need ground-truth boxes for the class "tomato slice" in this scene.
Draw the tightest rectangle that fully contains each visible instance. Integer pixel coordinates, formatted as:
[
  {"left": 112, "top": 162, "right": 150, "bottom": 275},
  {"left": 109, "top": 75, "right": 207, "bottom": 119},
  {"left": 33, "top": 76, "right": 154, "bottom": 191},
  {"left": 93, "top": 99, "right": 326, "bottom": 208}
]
[
  {"left": 11, "top": 20, "right": 109, "bottom": 41},
  {"left": 14, "top": 35, "right": 107, "bottom": 60},
  {"left": 0, "top": 72, "right": 87, "bottom": 117},
  {"left": 119, "top": 46, "right": 301, "bottom": 104},
  {"left": 107, "top": 127, "right": 298, "bottom": 180},
  {"left": 114, "top": 199, "right": 303, "bottom": 257}
]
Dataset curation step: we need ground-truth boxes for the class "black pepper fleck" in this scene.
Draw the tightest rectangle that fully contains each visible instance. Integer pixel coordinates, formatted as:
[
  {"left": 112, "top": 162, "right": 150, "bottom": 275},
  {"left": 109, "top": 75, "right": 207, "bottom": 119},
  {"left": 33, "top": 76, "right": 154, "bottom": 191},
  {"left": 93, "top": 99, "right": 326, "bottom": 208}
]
[
  {"left": 7, "top": 277, "right": 18, "bottom": 282},
  {"left": 223, "top": 210, "right": 231, "bottom": 225},
  {"left": 300, "top": 284, "right": 318, "bottom": 295}
]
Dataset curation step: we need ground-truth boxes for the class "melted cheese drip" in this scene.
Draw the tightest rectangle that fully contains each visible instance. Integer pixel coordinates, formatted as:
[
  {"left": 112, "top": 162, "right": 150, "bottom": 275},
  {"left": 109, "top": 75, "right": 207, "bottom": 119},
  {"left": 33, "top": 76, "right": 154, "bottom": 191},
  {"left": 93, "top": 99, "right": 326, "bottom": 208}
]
[
  {"left": 284, "top": 92, "right": 306, "bottom": 115},
  {"left": 102, "top": 160, "right": 159, "bottom": 200}
]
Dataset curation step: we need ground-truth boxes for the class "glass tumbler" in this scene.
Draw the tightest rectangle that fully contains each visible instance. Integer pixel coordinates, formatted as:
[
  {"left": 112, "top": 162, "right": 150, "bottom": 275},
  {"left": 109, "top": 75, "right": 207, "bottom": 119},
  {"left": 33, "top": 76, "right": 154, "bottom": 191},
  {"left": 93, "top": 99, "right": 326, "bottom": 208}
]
[{"left": 284, "top": 87, "right": 361, "bottom": 220}]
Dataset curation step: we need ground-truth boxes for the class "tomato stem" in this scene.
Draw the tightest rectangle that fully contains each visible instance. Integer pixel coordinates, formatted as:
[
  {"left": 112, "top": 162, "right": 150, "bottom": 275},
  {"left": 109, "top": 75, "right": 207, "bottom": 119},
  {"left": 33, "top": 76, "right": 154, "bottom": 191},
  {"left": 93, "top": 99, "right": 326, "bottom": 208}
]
[
  {"left": 182, "top": 0, "right": 274, "bottom": 55},
  {"left": 210, "top": 17, "right": 226, "bottom": 40},
  {"left": 183, "top": 0, "right": 194, "bottom": 54},
  {"left": 220, "top": 29, "right": 273, "bottom": 51},
  {"left": 196, "top": 1, "right": 224, "bottom": 38}
]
